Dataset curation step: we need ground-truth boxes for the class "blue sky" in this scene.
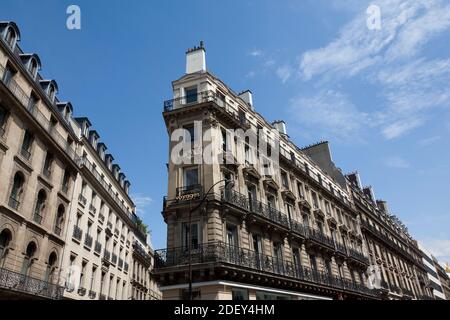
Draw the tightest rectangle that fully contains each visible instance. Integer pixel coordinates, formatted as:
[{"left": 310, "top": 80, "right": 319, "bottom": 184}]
[{"left": 3, "top": 0, "right": 450, "bottom": 264}]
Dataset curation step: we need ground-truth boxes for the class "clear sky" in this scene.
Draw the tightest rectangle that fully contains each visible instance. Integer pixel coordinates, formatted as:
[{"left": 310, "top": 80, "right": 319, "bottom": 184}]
[{"left": 3, "top": 0, "right": 450, "bottom": 264}]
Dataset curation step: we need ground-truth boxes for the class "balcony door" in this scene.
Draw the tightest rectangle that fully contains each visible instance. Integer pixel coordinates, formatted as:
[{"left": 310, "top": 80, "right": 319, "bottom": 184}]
[
  {"left": 247, "top": 185, "right": 257, "bottom": 212},
  {"left": 273, "top": 242, "right": 284, "bottom": 274},
  {"left": 252, "top": 234, "right": 262, "bottom": 269},
  {"left": 226, "top": 225, "right": 238, "bottom": 263},
  {"left": 293, "top": 248, "right": 302, "bottom": 278}
]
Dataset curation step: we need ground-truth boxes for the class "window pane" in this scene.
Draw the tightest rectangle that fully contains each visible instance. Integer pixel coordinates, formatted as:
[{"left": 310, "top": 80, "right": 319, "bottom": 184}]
[
  {"left": 184, "top": 168, "right": 198, "bottom": 187},
  {"left": 186, "top": 88, "right": 198, "bottom": 104}
]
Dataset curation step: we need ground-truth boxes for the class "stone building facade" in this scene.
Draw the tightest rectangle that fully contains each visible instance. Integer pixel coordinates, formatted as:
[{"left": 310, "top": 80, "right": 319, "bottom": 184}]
[
  {"left": 0, "top": 21, "right": 160, "bottom": 300},
  {"left": 154, "top": 43, "right": 431, "bottom": 300}
]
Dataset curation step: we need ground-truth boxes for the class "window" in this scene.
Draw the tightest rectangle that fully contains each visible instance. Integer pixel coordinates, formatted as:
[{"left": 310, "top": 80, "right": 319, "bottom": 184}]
[
  {"left": 325, "top": 201, "right": 331, "bottom": 215},
  {"left": 21, "top": 242, "right": 37, "bottom": 276},
  {"left": 80, "top": 261, "right": 87, "bottom": 288},
  {"left": 183, "top": 124, "right": 195, "bottom": 144},
  {"left": 182, "top": 222, "right": 200, "bottom": 249},
  {"left": 0, "top": 104, "right": 7, "bottom": 135},
  {"left": 90, "top": 266, "right": 97, "bottom": 291},
  {"left": 5, "top": 27, "right": 16, "bottom": 47},
  {"left": 183, "top": 167, "right": 198, "bottom": 187},
  {"left": 311, "top": 192, "right": 319, "bottom": 209},
  {"left": 43, "top": 152, "right": 53, "bottom": 177},
  {"left": 21, "top": 130, "right": 33, "bottom": 160},
  {"left": 281, "top": 171, "right": 289, "bottom": 188},
  {"left": 0, "top": 229, "right": 12, "bottom": 267},
  {"left": 29, "top": 58, "right": 38, "bottom": 78},
  {"left": 2, "top": 65, "right": 15, "bottom": 86},
  {"left": 221, "top": 128, "right": 228, "bottom": 152},
  {"left": 325, "top": 259, "right": 333, "bottom": 275},
  {"left": 286, "top": 203, "right": 294, "bottom": 220},
  {"left": 309, "top": 255, "right": 317, "bottom": 271},
  {"left": 48, "top": 85, "right": 56, "bottom": 103},
  {"left": 292, "top": 248, "right": 302, "bottom": 273},
  {"left": 9, "top": 172, "right": 24, "bottom": 209},
  {"left": 297, "top": 182, "right": 304, "bottom": 198},
  {"left": 54, "top": 205, "right": 65, "bottom": 235},
  {"left": 226, "top": 225, "right": 238, "bottom": 247},
  {"left": 28, "top": 93, "right": 39, "bottom": 111},
  {"left": 232, "top": 288, "right": 248, "bottom": 300},
  {"left": 302, "top": 214, "right": 309, "bottom": 228},
  {"left": 185, "top": 87, "right": 198, "bottom": 104},
  {"left": 62, "top": 170, "right": 70, "bottom": 192},
  {"left": 34, "top": 190, "right": 47, "bottom": 224}
]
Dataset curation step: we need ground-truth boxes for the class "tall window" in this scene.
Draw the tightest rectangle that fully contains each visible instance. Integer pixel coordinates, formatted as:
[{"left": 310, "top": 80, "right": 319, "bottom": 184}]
[
  {"left": 9, "top": 172, "right": 24, "bottom": 209},
  {"left": 90, "top": 266, "right": 97, "bottom": 292},
  {"left": 29, "top": 59, "right": 38, "bottom": 78},
  {"left": 0, "top": 229, "right": 12, "bottom": 268},
  {"left": 5, "top": 27, "right": 16, "bottom": 47},
  {"left": 292, "top": 248, "right": 302, "bottom": 274},
  {"left": 182, "top": 222, "right": 199, "bottom": 249},
  {"left": 281, "top": 171, "right": 289, "bottom": 188},
  {"left": 21, "top": 130, "right": 33, "bottom": 160},
  {"left": 21, "top": 242, "right": 37, "bottom": 276},
  {"left": 54, "top": 205, "right": 65, "bottom": 235},
  {"left": 48, "top": 85, "right": 56, "bottom": 103},
  {"left": 325, "top": 259, "right": 332, "bottom": 275},
  {"left": 44, "top": 253, "right": 57, "bottom": 283},
  {"left": 185, "top": 87, "right": 198, "bottom": 104},
  {"left": 183, "top": 124, "right": 195, "bottom": 144},
  {"left": 309, "top": 255, "right": 317, "bottom": 271},
  {"left": 2, "top": 65, "right": 15, "bottom": 85},
  {"left": 34, "top": 190, "right": 47, "bottom": 224},
  {"left": 311, "top": 192, "right": 319, "bottom": 209},
  {"left": 297, "top": 182, "right": 304, "bottom": 198},
  {"left": 62, "top": 170, "right": 70, "bottom": 193},
  {"left": 79, "top": 261, "right": 87, "bottom": 289},
  {"left": 226, "top": 225, "right": 238, "bottom": 247},
  {"left": 43, "top": 152, "right": 53, "bottom": 177},
  {"left": 286, "top": 203, "right": 294, "bottom": 220},
  {"left": 183, "top": 167, "right": 198, "bottom": 188},
  {"left": 0, "top": 104, "right": 7, "bottom": 135}
]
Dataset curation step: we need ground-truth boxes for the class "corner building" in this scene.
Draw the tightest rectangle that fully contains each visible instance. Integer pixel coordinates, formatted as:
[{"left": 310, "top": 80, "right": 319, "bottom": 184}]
[{"left": 155, "top": 44, "right": 392, "bottom": 300}]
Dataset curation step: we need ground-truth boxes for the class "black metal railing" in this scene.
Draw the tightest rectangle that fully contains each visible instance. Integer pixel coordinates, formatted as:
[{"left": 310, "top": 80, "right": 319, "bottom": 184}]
[
  {"left": 0, "top": 267, "right": 64, "bottom": 299},
  {"left": 335, "top": 241, "right": 348, "bottom": 256},
  {"left": 33, "top": 210, "right": 43, "bottom": 224},
  {"left": 89, "top": 204, "right": 96, "bottom": 215},
  {"left": 53, "top": 225, "right": 62, "bottom": 236},
  {"left": 72, "top": 225, "right": 82, "bottom": 241},
  {"left": 84, "top": 234, "right": 93, "bottom": 248},
  {"left": 348, "top": 247, "right": 370, "bottom": 265},
  {"left": 94, "top": 241, "right": 102, "bottom": 254},
  {"left": 163, "top": 90, "right": 216, "bottom": 112},
  {"left": 20, "top": 147, "right": 31, "bottom": 160},
  {"left": 99, "top": 294, "right": 106, "bottom": 300},
  {"left": 133, "top": 241, "right": 152, "bottom": 263},
  {"left": 8, "top": 196, "right": 20, "bottom": 210},
  {"left": 290, "top": 220, "right": 307, "bottom": 238},
  {"left": 78, "top": 287, "right": 86, "bottom": 296},
  {"left": 308, "top": 228, "right": 335, "bottom": 249},
  {"left": 88, "top": 290, "right": 96, "bottom": 299},
  {"left": 176, "top": 184, "right": 203, "bottom": 197},
  {"left": 99, "top": 213, "right": 105, "bottom": 223},
  {"left": 78, "top": 194, "right": 87, "bottom": 206},
  {"left": 222, "top": 189, "right": 290, "bottom": 229},
  {"left": 106, "top": 221, "right": 113, "bottom": 231},
  {"left": 155, "top": 242, "right": 375, "bottom": 297}
]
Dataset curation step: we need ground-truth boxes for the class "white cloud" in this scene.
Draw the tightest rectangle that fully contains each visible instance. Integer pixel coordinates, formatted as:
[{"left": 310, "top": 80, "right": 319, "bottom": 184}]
[
  {"left": 293, "top": 0, "right": 450, "bottom": 140},
  {"left": 418, "top": 136, "right": 441, "bottom": 147},
  {"left": 276, "top": 65, "right": 292, "bottom": 83},
  {"left": 249, "top": 49, "right": 263, "bottom": 57},
  {"left": 419, "top": 239, "right": 450, "bottom": 263},
  {"left": 288, "top": 90, "right": 369, "bottom": 141},
  {"left": 131, "top": 193, "right": 153, "bottom": 215},
  {"left": 383, "top": 156, "right": 411, "bottom": 169}
]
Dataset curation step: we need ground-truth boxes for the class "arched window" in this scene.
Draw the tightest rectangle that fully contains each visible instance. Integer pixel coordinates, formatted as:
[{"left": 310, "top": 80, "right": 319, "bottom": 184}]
[
  {"left": 54, "top": 205, "right": 65, "bottom": 236},
  {"left": 21, "top": 242, "right": 37, "bottom": 276},
  {"left": 48, "top": 85, "right": 56, "bottom": 103},
  {"left": 5, "top": 27, "right": 16, "bottom": 48},
  {"left": 9, "top": 172, "right": 24, "bottom": 210},
  {"left": 0, "top": 229, "right": 12, "bottom": 268},
  {"left": 44, "top": 252, "right": 58, "bottom": 283},
  {"left": 29, "top": 58, "right": 38, "bottom": 78},
  {"left": 34, "top": 190, "right": 47, "bottom": 224}
]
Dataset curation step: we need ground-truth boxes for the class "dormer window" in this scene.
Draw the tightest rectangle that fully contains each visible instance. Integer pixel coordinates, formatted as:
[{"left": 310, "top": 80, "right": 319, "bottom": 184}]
[
  {"left": 48, "top": 84, "right": 56, "bottom": 103},
  {"left": 5, "top": 27, "right": 16, "bottom": 48},
  {"left": 29, "top": 59, "right": 38, "bottom": 79}
]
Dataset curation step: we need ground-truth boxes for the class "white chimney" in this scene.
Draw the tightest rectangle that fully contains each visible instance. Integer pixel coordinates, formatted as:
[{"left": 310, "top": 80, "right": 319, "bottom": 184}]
[
  {"left": 272, "top": 120, "right": 287, "bottom": 135},
  {"left": 186, "top": 41, "right": 206, "bottom": 74},
  {"left": 239, "top": 90, "right": 253, "bottom": 108}
]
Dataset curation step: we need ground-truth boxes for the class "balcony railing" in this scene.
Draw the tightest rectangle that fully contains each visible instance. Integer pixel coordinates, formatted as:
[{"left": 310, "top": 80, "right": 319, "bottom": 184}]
[
  {"left": 0, "top": 267, "right": 64, "bottom": 299},
  {"left": 155, "top": 242, "right": 375, "bottom": 297},
  {"left": 133, "top": 241, "right": 152, "bottom": 263},
  {"left": 222, "top": 189, "right": 290, "bottom": 229},
  {"left": 89, "top": 204, "right": 97, "bottom": 215},
  {"left": 106, "top": 221, "right": 113, "bottom": 231},
  {"left": 78, "top": 287, "right": 86, "bottom": 296},
  {"left": 308, "top": 228, "right": 335, "bottom": 249},
  {"left": 176, "top": 184, "right": 203, "bottom": 197},
  {"left": 0, "top": 63, "right": 77, "bottom": 162},
  {"left": 88, "top": 290, "right": 96, "bottom": 299},
  {"left": 335, "top": 241, "right": 348, "bottom": 256},
  {"left": 348, "top": 247, "right": 370, "bottom": 265},
  {"left": 78, "top": 194, "right": 87, "bottom": 206},
  {"left": 8, "top": 196, "right": 20, "bottom": 210},
  {"left": 84, "top": 234, "right": 93, "bottom": 249},
  {"left": 72, "top": 225, "right": 82, "bottom": 241},
  {"left": 20, "top": 147, "right": 31, "bottom": 160},
  {"left": 94, "top": 241, "right": 102, "bottom": 254},
  {"left": 99, "top": 294, "right": 106, "bottom": 300},
  {"left": 54, "top": 225, "right": 62, "bottom": 236},
  {"left": 33, "top": 210, "right": 43, "bottom": 225},
  {"left": 99, "top": 213, "right": 105, "bottom": 223}
]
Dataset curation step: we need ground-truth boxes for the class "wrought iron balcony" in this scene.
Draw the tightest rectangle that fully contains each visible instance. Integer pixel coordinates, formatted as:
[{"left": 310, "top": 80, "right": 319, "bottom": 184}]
[
  {"left": 176, "top": 184, "right": 203, "bottom": 197},
  {"left": 0, "top": 267, "right": 64, "bottom": 299},
  {"left": 335, "top": 241, "right": 348, "bottom": 256},
  {"left": 308, "top": 228, "right": 335, "bottom": 249},
  {"left": 348, "top": 247, "right": 370, "bottom": 265},
  {"left": 99, "top": 294, "right": 106, "bottom": 300},
  {"left": 8, "top": 196, "right": 19, "bottom": 210},
  {"left": 163, "top": 90, "right": 215, "bottom": 112},
  {"left": 33, "top": 210, "right": 43, "bottom": 225},
  {"left": 78, "top": 194, "right": 87, "bottom": 206},
  {"left": 88, "top": 290, "right": 96, "bottom": 299},
  {"left": 72, "top": 225, "right": 82, "bottom": 241},
  {"left": 84, "top": 234, "right": 93, "bottom": 249},
  {"left": 106, "top": 221, "right": 113, "bottom": 231},
  {"left": 155, "top": 242, "right": 376, "bottom": 297},
  {"left": 112, "top": 253, "right": 118, "bottom": 265},
  {"left": 222, "top": 189, "right": 290, "bottom": 229},
  {"left": 94, "top": 240, "right": 102, "bottom": 254},
  {"left": 133, "top": 241, "right": 152, "bottom": 263},
  {"left": 99, "top": 213, "right": 105, "bottom": 223},
  {"left": 20, "top": 147, "right": 31, "bottom": 160},
  {"left": 290, "top": 219, "right": 307, "bottom": 238},
  {"left": 53, "top": 225, "right": 62, "bottom": 236},
  {"left": 78, "top": 287, "right": 86, "bottom": 296},
  {"left": 89, "top": 204, "right": 97, "bottom": 215},
  {"left": 103, "top": 250, "right": 111, "bottom": 263}
]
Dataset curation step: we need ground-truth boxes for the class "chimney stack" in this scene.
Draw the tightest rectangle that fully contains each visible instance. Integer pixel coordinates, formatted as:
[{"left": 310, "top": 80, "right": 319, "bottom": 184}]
[
  {"left": 186, "top": 41, "right": 206, "bottom": 74},
  {"left": 377, "top": 200, "right": 389, "bottom": 213},
  {"left": 272, "top": 120, "right": 287, "bottom": 136},
  {"left": 238, "top": 90, "right": 253, "bottom": 109}
]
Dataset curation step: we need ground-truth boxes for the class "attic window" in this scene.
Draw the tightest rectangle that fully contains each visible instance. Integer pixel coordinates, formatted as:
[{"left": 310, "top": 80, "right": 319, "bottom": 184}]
[
  {"left": 48, "top": 84, "right": 56, "bottom": 103},
  {"left": 5, "top": 27, "right": 16, "bottom": 48},
  {"left": 29, "top": 59, "right": 38, "bottom": 79}
]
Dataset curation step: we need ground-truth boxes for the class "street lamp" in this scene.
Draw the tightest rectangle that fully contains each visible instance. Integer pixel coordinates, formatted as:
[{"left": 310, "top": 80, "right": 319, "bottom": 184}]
[{"left": 187, "top": 178, "right": 234, "bottom": 300}]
